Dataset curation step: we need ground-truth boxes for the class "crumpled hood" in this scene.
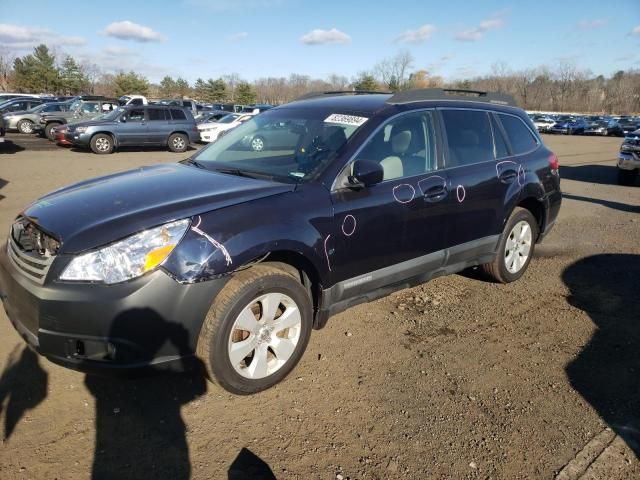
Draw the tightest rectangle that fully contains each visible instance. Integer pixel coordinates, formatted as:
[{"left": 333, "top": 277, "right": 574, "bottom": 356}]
[{"left": 23, "top": 163, "right": 294, "bottom": 253}]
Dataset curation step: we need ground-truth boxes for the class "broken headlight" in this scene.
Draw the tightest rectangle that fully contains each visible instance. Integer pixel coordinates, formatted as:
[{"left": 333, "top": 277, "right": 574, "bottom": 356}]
[{"left": 60, "top": 219, "right": 190, "bottom": 284}]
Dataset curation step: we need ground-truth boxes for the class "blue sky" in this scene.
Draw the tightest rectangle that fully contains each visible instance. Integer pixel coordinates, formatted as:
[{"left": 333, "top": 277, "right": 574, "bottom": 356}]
[{"left": 1, "top": 0, "right": 639, "bottom": 83}]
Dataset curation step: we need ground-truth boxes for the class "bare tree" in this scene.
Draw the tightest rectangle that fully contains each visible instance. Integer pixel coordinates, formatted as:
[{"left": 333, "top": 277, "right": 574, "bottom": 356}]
[{"left": 374, "top": 50, "right": 414, "bottom": 90}]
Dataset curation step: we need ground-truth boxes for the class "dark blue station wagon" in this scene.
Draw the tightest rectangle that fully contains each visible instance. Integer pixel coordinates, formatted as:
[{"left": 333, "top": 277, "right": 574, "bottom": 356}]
[{"left": 0, "top": 89, "right": 561, "bottom": 394}]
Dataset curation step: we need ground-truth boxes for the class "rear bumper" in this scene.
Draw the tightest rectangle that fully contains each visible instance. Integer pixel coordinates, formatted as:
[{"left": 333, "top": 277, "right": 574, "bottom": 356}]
[{"left": 0, "top": 242, "right": 226, "bottom": 373}]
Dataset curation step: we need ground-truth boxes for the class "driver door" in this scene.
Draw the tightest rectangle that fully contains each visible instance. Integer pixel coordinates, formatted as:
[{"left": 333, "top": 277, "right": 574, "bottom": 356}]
[
  {"left": 117, "top": 108, "right": 147, "bottom": 145},
  {"left": 329, "top": 110, "right": 447, "bottom": 297}
]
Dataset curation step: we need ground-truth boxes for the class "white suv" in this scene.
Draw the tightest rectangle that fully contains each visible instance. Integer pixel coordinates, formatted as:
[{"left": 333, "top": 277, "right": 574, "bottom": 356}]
[{"left": 198, "top": 112, "right": 257, "bottom": 143}]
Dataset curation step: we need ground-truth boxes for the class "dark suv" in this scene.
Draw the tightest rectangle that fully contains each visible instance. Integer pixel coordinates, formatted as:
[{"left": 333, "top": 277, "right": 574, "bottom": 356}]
[
  {"left": 0, "top": 89, "right": 561, "bottom": 394},
  {"left": 64, "top": 105, "right": 199, "bottom": 154}
]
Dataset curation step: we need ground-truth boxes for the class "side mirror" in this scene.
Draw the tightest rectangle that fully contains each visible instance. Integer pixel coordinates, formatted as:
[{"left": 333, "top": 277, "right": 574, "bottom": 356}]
[
  {"left": 120, "top": 116, "right": 127, "bottom": 123},
  {"left": 348, "top": 159, "right": 384, "bottom": 188}
]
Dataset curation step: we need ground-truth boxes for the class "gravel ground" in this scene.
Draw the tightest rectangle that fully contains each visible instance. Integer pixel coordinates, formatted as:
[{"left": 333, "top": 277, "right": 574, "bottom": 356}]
[{"left": 0, "top": 133, "right": 638, "bottom": 480}]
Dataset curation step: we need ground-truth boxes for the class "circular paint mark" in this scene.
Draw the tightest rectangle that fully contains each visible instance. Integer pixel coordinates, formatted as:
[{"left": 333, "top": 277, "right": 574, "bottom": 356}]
[
  {"left": 517, "top": 164, "right": 525, "bottom": 186},
  {"left": 456, "top": 185, "right": 466, "bottom": 203},
  {"left": 392, "top": 184, "right": 416, "bottom": 204},
  {"left": 341, "top": 214, "right": 356, "bottom": 236}
]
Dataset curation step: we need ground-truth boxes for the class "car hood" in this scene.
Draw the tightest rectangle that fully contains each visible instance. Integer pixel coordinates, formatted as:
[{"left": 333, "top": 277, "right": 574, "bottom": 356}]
[{"left": 22, "top": 163, "right": 295, "bottom": 253}]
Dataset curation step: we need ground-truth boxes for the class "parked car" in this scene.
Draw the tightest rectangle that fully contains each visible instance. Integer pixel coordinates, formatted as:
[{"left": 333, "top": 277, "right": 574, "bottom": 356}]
[
  {"left": 241, "top": 104, "right": 273, "bottom": 113},
  {"left": 37, "top": 96, "right": 119, "bottom": 140},
  {"left": 198, "top": 112, "right": 256, "bottom": 143},
  {"left": 240, "top": 119, "right": 302, "bottom": 151},
  {"left": 549, "top": 118, "right": 588, "bottom": 135},
  {"left": 0, "top": 113, "right": 5, "bottom": 145},
  {"left": 532, "top": 116, "right": 556, "bottom": 132},
  {"left": 0, "top": 88, "right": 561, "bottom": 394},
  {"left": 0, "top": 97, "right": 47, "bottom": 116},
  {"left": 196, "top": 110, "right": 230, "bottom": 124},
  {"left": 617, "top": 130, "right": 640, "bottom": 185},
  {"left": 583, "top": 120, "right": 610, "bottom": 136},
  {"left": 154, "top": 98, "right": 198, "bottom": 116},
  {"left": 0, "top": 93, "right": 45, "bottom": 103},
  {"left": 64, "top": 105, "right": 199, "bottom": 154},
  {"left": 118, "top": 95, "right": 148, "bottom": 106},
  {"left": 619, "top": 119, "right": 640, "bottom": 136},
  {"left": 3, "top": 101, "right": 71, "bottom": 134}
]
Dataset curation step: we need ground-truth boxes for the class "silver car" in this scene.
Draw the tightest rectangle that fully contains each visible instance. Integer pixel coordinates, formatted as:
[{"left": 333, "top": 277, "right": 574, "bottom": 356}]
[{"left": 3, "top": 102, "right": 71, "bottom": 134}]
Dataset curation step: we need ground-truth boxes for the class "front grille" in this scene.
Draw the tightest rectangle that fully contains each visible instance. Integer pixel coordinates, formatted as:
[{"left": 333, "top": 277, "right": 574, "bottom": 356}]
[{"left": 7, "top": 218, "right": 58, "bottom": 285}]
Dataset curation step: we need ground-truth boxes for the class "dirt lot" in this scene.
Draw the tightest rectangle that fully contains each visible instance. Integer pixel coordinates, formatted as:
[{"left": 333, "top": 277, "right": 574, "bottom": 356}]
[{"left": 0, "top": 133, "right": 639, "bottom": 480}]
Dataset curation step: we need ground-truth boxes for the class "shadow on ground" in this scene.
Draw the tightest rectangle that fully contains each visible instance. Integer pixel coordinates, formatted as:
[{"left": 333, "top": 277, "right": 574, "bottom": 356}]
[
  {"left": 228, "top": 448, "right": 277, "bottom": 480},
  {"left": 562, "top": 193, "right": 640, "bottom": 214},
  {"left": 564, "top": 254, "right": 640, "bottom": 458},
  {"left": 0, "top": 346, "right": 48, "bottom": 440},
  {"left": 560, "top": 163, "right": 639, "bottom": 186},
  {"left": 0, "top": 141, "right": 26, "bottom": 155}
]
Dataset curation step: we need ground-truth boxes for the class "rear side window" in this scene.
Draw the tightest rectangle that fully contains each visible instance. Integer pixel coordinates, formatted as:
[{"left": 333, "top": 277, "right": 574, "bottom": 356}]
[
  {"left": 498, "top": 114, "right": 538, "bottom": 155},
  {"left": 490, "top": 115, "right": 509, "bottom": 159},
  {"left": 441, "top": 109, "right": 494, "bottom": 167},
  {"left": 171, "top": 109, "right": 186, "bottom": 120},
  {"left": 148, "top": 109, "right": 167, "bottom": 121}
]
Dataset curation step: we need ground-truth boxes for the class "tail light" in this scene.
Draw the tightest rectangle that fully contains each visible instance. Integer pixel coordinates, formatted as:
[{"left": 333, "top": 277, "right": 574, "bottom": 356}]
[{"left": 549, "top": 152, "right": 559, "bottom": 172}]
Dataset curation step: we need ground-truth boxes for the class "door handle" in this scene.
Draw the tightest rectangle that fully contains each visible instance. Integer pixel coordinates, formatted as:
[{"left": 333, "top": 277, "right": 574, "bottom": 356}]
[
  {"left": 424, "top": 185, "right": 447, "bottom": 202},
  {"left": 499, "top": 170, "right": 517, "bottom": 184}
]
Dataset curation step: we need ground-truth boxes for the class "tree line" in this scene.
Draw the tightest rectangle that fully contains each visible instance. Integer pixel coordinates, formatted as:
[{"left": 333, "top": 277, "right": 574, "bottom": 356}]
[{"left": 1, "top": 44, "right": 639, "bottom": 113}]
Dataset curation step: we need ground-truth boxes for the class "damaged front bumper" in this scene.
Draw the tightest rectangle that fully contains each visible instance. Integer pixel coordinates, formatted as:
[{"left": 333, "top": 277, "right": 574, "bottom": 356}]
[{"left": 0, "top": 241, "right": 227, "bottom": 372}]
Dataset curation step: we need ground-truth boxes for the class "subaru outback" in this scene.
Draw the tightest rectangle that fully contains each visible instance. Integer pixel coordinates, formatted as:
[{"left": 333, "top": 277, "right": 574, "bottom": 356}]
[{"left": 0, "top": 89, "right": 561, "bottom": 395}]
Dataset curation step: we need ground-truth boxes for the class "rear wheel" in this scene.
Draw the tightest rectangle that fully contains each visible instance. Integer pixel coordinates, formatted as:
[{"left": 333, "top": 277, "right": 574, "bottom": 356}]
[
  {"left": 45, "top": 122, "right": 61, "bottom": 140},
  {"left": 17, "top": 119, "right": 34, "bottom": 134},
  {"left": 196, "top": 264, "right": 313, "bottom": 395},
  {"left": 617, "top": 169, "right": 637, "bottom": 186},
  {"left": 482, "top": 207, "right": 538, "bottom": 283},
  {"left": 250, "top": 136, "right": 265, "bottom": 151},
  {"left": 168, "top": 133, "right": 188, "bottom": 152},
  {"left": 90, "top": 134, "right": 114, "bottom": 154}
]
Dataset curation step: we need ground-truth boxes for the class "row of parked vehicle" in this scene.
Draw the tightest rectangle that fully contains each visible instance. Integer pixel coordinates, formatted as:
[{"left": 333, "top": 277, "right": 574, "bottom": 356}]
[
  {"left": 0, "top": 92, "right": 273, "bottom": 154},
  {"left": 529, "top": 113, "right": 640, "bottom": 137}
]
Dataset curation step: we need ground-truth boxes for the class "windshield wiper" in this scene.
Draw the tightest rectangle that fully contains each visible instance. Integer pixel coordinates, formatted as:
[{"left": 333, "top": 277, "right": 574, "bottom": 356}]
[
  {"left": 213, "top": 167, "right": 264, "bottom": 179},
  {"left": 181, "top": 157, "right": 207, "bottom": 169}
]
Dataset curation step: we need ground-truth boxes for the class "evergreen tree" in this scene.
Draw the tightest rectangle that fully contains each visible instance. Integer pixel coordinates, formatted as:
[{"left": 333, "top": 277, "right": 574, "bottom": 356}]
[
  {"left": 175, "top": 77, "right": 191, "bottom": 98},
  {"left": 193, "top": 78, "right": 207, "bottom": 101},
  {"left": 159, "top": 75, "right": 177, "bottom": 97},
  {"left": 353, "top": 74, "right": 378, "bottom": 92},
  {"left": 235, "top": 81, "right": 256, "bottom": 104},
  {"left": 60, "top": 56, "right": 89, "bottom": 94},
  {"left": 112, "top": 71, "right": 150, "bottom": 97},
  {"left": 12, "top": 44, "right": 60, "bottom": 93},
  {"left": 205, "top": 78, "right": 227, "bottom": 102}
]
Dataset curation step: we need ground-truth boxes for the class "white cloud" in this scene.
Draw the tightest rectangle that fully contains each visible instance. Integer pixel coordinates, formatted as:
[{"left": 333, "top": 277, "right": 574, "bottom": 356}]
[
  {"left": 455, "top": 14, "right": 505, "bottom": 42},
  {"left": 395, "top": 24, "right": 436, "bottom": 44},
  {"left": 103, "top": 45, "right": 138, "bottom": 57},
  {"left": 228, "top": 31, "right": 249, "bottom": 42},
  {"left": 300, "top": 28, "right": 351, "bottom": 45},
  {"left": 631, "top": 25, "right": 640, "bottom": 36},
  {"left": 577, "top": 18, "right": 609, "bottom": 30},
  {"left": 0, "top": 23, "right": 85, "bottom": 49},
  {"left": 103, "top": 21, "right": 165, "bottom": 42}
]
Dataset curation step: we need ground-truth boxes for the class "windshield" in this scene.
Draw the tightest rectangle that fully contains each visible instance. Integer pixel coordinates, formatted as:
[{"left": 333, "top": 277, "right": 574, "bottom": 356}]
[
  {"left": 98, "top": 107, "right": 125, "bottom": 121},
  {"left": 69, "top": 99, "right": 82, "bottom": 112},
  {"left": 190, "top": 108, "right": 364, "bottom": 183},
  {"left": 218, "top": 114, "right": 240, "bottom": 124}
]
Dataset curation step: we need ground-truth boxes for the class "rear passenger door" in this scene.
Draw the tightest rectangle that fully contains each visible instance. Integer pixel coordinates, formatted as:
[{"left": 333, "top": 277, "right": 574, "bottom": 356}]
[
  {"left": 438, "top": 108, "right": 508, "bottom": 262},
  {"left": 146, "top": 108, "right": 170, "bottom": 145}
]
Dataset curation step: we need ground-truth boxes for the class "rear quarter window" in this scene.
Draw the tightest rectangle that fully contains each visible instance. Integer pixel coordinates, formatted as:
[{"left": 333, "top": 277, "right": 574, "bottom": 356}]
[
  {"left": 171, "top": 109, "right": 187, "bottom": 120},
  {"left": 498, "top": 114, "right": 538, "bottom": 155},
  {"left": 441, "top": 109, "right": 494, "bottom": 167}
]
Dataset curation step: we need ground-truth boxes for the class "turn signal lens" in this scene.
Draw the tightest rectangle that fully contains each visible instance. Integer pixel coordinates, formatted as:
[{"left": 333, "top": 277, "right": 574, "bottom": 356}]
[{"left": 144, "top": 245, "right": 176, "bottom": 272}]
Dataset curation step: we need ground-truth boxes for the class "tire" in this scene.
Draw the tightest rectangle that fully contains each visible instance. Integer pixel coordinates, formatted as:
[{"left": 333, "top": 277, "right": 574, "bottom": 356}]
[
  {"left": 168, "top": 133, "right": 188, "bottom": 153},
  {"left": 17, "top": 119, "right": 34, "bottom": 134},
  {"left": 90, "top": 133, "right": 114, "bottom": 154},
  {"left": 45, "top": 122, "right": 61, "bottom": 141},
  {"left": 196, "top": 264, "right": 313, "bottom": 395},
  {"left": 617, "top": 169, "right": 637, "bottom": 186},
  {"left": 250, "top": 136, "right": 266, "bottom": 151},
  {"left": 481, "top": 207, "right": 539, "bottom": 284}
]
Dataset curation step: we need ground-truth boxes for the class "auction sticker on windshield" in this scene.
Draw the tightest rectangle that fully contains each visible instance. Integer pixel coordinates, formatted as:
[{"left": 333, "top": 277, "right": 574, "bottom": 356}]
[{"left": 324, "top": 114, "right": 368, "bottom": 127}]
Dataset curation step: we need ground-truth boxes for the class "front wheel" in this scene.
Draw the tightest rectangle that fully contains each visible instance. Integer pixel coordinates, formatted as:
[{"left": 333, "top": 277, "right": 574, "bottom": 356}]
[
  {"left": 168, "top": 133, "right": 188, "bottom": 152},
  {"left": 481, "top": 207, "right": 538, "bottom": 283},
  {"left": 90, "top": 133, "right": 114, "bottom": 154},
  {"left": 196, "top": 264, "right": 313, "bottom": 395},
  {"left": 45, "top": 122, "right": 61, "bottom": 140}
]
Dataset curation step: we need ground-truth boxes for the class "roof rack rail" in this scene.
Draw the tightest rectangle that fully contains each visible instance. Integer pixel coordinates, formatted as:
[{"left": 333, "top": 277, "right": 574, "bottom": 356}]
[
  {"left": 294, "top": 90, "right": 391, "bottom": 101},
  {"left": 387, "top": 88, "right": 517, "bottom": 107}
]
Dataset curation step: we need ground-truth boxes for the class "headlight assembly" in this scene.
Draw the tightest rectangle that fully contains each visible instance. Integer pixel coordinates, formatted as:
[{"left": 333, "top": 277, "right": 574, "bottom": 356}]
[
  {"left": 60, "top": 219, "right": 190, "bottom": 284},
  {"left": 75, "top": 126, "right": 88, "bottom": 133}
]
